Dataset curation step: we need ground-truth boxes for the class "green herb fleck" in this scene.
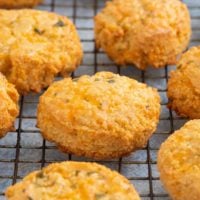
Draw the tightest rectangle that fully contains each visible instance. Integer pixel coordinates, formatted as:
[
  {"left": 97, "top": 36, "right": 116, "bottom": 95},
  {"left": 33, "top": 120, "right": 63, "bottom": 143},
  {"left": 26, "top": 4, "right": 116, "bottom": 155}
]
[
  {"left": 94, "top": 78, "right": 100, "bottom": 81},
  {"left": 54, "top": 20, "right": 65, "bottom": 27},
  {"left": 36, "top": 171, "right": 44, "bottom": 179},
  {"left": 107, "top": 79, "right": 115, "bottom": 83},
  {"left": 87, "top": 171, "right": 97, "bottom": 176},
  {"left": 75, "top": 170, "right": 80, "bottom": 176},
  {"left": 35, "top": 173, "right": 55, "bottom": 187},
  {"left": 95, "top": 193, "right": 106, "bottom": 199},
  {"left": 27, "top": 196, "right": 33, "bottom": 200},
  {"left": 98, "top": 103, "right": 102, "bottom": 109},
  {"left": 34, "top": 28, "right": 45, "bottom": 35},
  {"left": 73, "top": 78, "right": 79, "bottom": 82}
]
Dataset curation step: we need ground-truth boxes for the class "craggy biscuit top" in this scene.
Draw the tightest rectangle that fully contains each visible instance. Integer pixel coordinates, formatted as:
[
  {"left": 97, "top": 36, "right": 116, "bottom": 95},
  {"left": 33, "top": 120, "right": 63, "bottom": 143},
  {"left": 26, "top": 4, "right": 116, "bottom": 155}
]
[
  {"left": 39, "top": 72, "right": 160, "bottom": 122},
  {"left": 95, "top": 0, "right": 191, "bottom": 69},
  {"left": 168, "top": 46, "right": 200, "bottom": 119},
  {"left": 158, "top": 120, "right": 200, "bottom": 200},
  {"left": 38, "top": 72, "right": 160, "bottom": 140},
  {"left": 6, "top": 161, "right": 141, "bottom": 200},
  {"left": 175, "top": 46, "right": 200, "bottom": 93},
  {"left": 0, "top": 9, "right": 82, "bottom": 94},
  {"left": 37, "top": 72, "right": 160, "bottom": 159},
  {"left": 0, "top": 73, "right": 19, "bottom": 137},
  {"left": 0, "top": 0, "right": 42, "bottom": 8}
]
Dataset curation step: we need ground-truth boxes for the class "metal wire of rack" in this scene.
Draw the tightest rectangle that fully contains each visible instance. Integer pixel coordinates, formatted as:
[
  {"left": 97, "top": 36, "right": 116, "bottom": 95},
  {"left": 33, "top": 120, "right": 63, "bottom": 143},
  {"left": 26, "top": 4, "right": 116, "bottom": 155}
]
[{"left": 0, "top": 0, "right": 199, "bottom": 199}]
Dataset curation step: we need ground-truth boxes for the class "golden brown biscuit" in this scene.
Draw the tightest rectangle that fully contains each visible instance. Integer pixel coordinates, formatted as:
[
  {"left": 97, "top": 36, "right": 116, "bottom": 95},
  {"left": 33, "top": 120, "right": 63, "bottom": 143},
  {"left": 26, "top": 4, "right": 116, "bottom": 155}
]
[
  {"left": 0, "top": 0, "right": 42, "bottom": 8},
  {"left": 158, "top": 120, "right": 200, "bottom": 200},
  {"left": 37, "top": 72, "right": 161, "bottom": 159},
  {"left": 0, "top": 73, "right": 19, "bottom": 138},
  {"left": 0, "top": 9, "right": 82, "bottom": 94},
  {"left": 95, "top": 0, "right": 191, "bottom": 70},
  {"left": 167, "top": 46, "right": 200, "bottom": 119},
  {"left": 6, "top": 161, "right": 141, "bottom": 200}
]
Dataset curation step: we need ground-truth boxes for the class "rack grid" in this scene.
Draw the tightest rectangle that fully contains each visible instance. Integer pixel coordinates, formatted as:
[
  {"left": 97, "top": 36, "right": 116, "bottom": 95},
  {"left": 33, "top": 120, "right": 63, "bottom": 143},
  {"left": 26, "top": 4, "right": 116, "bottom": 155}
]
[{"left": 0, "top": 0, "right": 199, "bottom": 199}]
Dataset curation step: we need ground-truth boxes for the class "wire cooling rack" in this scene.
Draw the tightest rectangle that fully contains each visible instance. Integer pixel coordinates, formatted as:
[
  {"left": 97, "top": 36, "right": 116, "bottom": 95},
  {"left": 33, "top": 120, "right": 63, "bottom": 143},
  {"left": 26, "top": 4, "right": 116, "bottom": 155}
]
[{"left": 0, "top": 0, "right": 199, "bottom": 199}]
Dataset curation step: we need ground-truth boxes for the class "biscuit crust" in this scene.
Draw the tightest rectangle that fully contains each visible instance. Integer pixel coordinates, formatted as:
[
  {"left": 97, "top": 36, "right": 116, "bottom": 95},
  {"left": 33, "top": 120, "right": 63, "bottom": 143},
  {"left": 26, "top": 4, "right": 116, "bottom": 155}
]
[
  {"left": 0, "top": 9, "right": 82, "bottom": 94},
  {"left": 6, "top": 161, "right": 141, "bottom": 200},
  {"left": 95, "top": 0, "right": 191, "bottom": 69},
  {"left": 158, "top": 120, "right": 200, "bottom": 200},
  {"left": 0, "top": 0, "right": 42, "bottom": 8},
  {"left": 37, "top": 72, "right": 160, "bottom": 159},
  {"left": 167, "top": 46, "right": 200, "bottom": 119},
  {"left": 0, "top": 73, "right": 19, "bottom": 138}
]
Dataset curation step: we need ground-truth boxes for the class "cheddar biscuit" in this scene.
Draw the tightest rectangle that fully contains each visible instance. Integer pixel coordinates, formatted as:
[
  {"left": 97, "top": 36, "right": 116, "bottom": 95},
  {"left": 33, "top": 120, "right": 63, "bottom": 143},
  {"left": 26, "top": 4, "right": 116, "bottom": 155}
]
[
  {"left": 37, "top": 72, "right": 160, "bottom": 159},
  {"left": 0, "top": 0, "right": 42, "bottom": 8},
  {"left": 158, "top": 120, "right": 200, "bottom": 200},
  {"left": 6, "top": 161, "right": 141, "bottom": 200},
  {"left": 0, "top": 9, "right": 82, "bottom": 94},
  {"left": 168, "top": 46, "right": 200, "bottom": 119},
  {"left": 0, "top": 73, "right": 19, "bottom": 138},
  {"left": 95, "top": 0, "right": 191, "bottom": 69}
]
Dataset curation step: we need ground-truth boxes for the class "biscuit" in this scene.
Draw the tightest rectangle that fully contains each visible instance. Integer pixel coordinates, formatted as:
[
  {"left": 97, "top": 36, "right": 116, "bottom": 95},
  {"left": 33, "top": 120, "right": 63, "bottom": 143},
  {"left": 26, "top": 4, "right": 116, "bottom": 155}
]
[
  {"left": 158, "top": 120, "right": 200, "bottom": 200},
  {"left": 6, "top": 161, "right": 141, "bottom": 200},
  {"left": 0, "top": 9, "right": 82, "bottom": 94},
  {"left": 0, "top": 73, "right": 19, "bottom": 138},
  {"left": 167, "top": 46, "right": 200, "bottom": 119},
  {"left": 94, "top": 0, "right": 191, "bottom": 70},
  {"left": 0, "top": 0, "right": 42, "bottom": 8},
  {"left": 37, "top": 72, "right": 161, "bottom": 159}
]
